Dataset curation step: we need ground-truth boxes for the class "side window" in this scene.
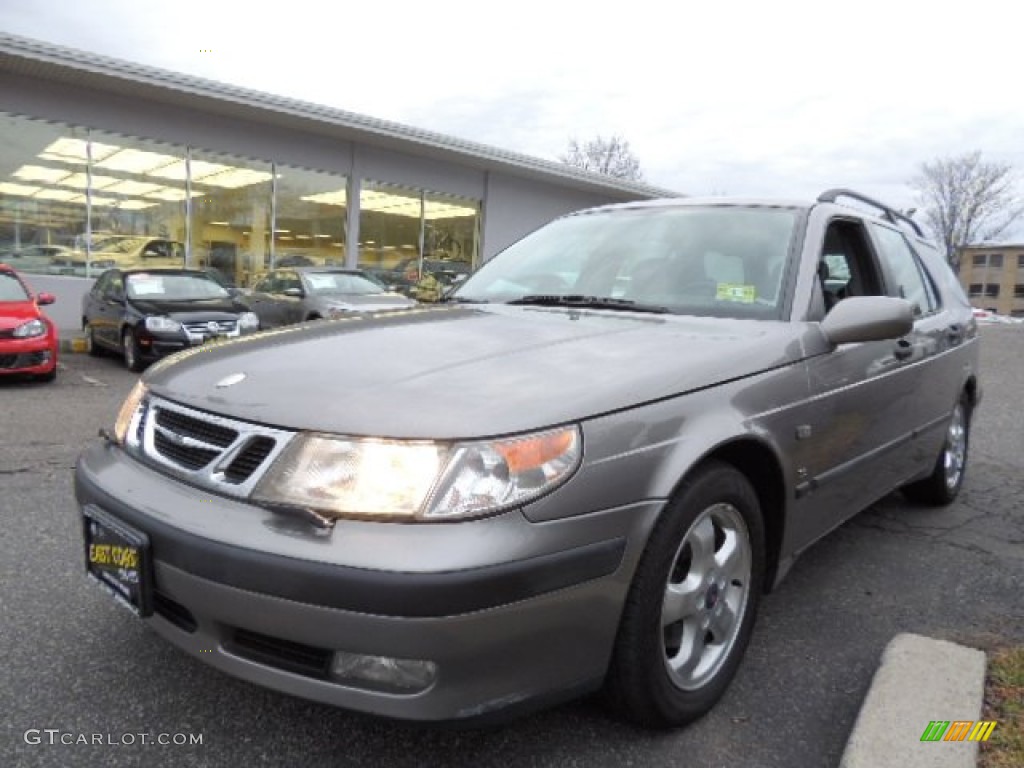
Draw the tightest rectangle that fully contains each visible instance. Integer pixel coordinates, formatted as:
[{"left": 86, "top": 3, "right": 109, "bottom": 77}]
[
  {"left": 279, "top": 271, "right": 302, "bottom": 293},
  {"left": 253, "top": 273, "right": 275, "bottom": 293},
  {"left": 817, "top": 220, "right": 884, "bottom": 315},
  {"left": 869, "top": 224, "right": 937, "bottom": 316},
  {"left": 93, "top": 272, "right": 111, "bottom": 296}
]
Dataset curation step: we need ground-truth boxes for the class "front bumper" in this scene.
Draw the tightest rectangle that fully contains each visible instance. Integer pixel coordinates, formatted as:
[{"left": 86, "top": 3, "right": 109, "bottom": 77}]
[
  {"left": 0, "top": 335, "right": 57, "bottom": 375},
  {"left": 74, "top": 440, "right": 660, "bottom": 722}
]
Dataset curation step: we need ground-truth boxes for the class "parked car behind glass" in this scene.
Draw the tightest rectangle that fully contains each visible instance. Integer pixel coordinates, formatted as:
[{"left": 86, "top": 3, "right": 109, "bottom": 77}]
[
  {"left": 74, "top": 190, "right": 979, "bottom": 728},
  {"left": 52, "top": 236, "right": 185, "bottom": 275},
  {"left": 0, "top": 262, "right": 58, "bottom": 382},
  {"left": 82, "top": 268, "right": 260, "bottom": 371},
  {"left": 244, "top": 267, "right": 416, "bottom": 328}
]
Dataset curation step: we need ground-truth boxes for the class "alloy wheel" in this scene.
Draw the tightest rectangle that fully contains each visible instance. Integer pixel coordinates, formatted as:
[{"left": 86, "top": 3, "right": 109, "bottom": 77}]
[{"left": 661, "top": 502, "right": 752, "bottom": 691}]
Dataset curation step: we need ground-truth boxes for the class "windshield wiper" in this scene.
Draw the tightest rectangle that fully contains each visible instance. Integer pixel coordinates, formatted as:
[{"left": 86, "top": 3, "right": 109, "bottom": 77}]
[{"left": 505, "top": 294, "right": 669, "bottom": 314}]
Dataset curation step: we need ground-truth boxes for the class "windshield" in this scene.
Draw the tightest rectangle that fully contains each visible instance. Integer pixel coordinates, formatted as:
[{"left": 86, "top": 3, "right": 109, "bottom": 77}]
[
  {"left": 0, "top": 272, "right": 31, "bottom": 301},
  {"left": 303, "top": 272, "right": 387, "bottom": 296},
  {"left": 453, "top": 206, "right": 799, "bottom": 319},
  {"left": 125, "top": 273, "right": 229, "bottom": 301}
]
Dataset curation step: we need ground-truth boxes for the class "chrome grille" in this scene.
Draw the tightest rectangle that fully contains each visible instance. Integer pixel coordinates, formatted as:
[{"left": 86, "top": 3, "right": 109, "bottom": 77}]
[
  {"left": 128, "top": 395, "right": 295, "bottom": 498},
  {"left": 224, "top": 437, "right": 276, "bottom": 483},
  {"left": 155, "top": 407, "right": 237, "bottom": 448},
  {"left": 183, "top": 319, "right": 237, "bottom": 335}
]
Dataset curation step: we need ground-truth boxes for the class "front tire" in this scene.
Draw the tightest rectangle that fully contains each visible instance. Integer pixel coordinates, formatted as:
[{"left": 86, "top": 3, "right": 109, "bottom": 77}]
[
  {"left": 605, "top": 461, "right": 765, "bottom": 728},
  {"left": 85, "top": 324, "right": 103, "bottom": 356},
  {"left": 122, "top": 328, "right": 145, "bottom": 372},
  {"left": 902, "top": 395, "right": 970, "bottom": 505}
]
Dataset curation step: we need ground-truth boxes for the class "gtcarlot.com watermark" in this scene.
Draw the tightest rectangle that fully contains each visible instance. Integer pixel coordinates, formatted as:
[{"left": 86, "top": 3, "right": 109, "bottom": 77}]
[{"left": 24, "top": 729, "right": 203, "bottom": 746}]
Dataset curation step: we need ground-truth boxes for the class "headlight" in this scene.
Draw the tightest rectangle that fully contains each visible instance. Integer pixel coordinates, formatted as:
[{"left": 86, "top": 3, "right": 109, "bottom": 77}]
[
  {"left": 426, "top": 428, "right": 581, "bottom": 518},
  {"left": 238, "top": 311, "right": 260, "bottom": 330},
  {"left": 113, "top": 381, "right": 147, "bottom": 445},
  {"left": 252, "top": 426, "right": 581, "bottom": 521},
  {"left": 145, "top": 316, "right": 182, "bottom": 333},
  {"left": 13, "top": 318, "right": 46, "bottom": 338}
]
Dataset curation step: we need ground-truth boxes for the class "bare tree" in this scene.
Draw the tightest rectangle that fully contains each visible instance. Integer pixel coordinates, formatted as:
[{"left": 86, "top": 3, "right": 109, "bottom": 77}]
[
  {"left": 560, "top": 135, "right": 643, "bottom": 181},
  {"left": 910, "top": 151, "right": 1024, "bottom": 268}
]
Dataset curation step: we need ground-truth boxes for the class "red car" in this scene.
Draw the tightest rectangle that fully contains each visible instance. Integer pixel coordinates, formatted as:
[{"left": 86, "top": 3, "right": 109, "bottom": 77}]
[{"left": 0, "top": 263, "right": 59, "bottom": 382}]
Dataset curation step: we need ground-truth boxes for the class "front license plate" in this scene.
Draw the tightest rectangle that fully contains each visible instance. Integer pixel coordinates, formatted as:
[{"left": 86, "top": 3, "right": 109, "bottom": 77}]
[{"left": 82, "top": 505, "right": 153, "bottom": 617}]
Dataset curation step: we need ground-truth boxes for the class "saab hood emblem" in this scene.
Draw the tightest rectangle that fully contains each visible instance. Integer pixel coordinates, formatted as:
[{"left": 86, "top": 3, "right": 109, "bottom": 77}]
[
  {"left": 207, "top": 321, "right": 221, "bottom": 334},
  {"left": 215, "top": 373, "right": 246, "bottom": 389}
]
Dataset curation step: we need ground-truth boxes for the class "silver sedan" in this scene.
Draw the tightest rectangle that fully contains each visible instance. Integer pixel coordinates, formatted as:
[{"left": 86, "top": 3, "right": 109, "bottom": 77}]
[{"left": 243, "top": 267, "right": 416, "bottom": 327}]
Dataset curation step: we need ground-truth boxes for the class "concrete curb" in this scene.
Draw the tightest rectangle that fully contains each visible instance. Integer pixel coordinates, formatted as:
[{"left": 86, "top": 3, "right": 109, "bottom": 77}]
[
  {"left": 840, "top": 633, "right": 987, "bottom": 768},
  {"left": 60, "top": 335, "right": 88, "bottom": 353}
]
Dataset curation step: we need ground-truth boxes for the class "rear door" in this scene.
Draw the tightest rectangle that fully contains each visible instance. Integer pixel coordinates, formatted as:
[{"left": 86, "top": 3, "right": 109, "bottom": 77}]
[{"left": 867, "top": 222, "right": 961, "bottom": 468}]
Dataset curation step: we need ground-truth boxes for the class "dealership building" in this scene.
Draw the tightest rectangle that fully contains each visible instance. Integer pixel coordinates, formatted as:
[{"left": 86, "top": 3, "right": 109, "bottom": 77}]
[{"left": 0, "top": 31, "right": 672, "bottom": 310}]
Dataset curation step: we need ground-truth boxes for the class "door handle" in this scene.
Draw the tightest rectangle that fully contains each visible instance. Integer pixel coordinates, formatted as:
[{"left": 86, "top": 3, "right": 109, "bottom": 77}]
[{"left": 893, "top": 338, "right": 914, "bottom": 360}]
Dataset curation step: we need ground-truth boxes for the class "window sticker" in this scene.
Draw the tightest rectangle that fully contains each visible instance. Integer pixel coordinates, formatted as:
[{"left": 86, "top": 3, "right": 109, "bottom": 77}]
[
  {"left": 305, "top": 274, "right": 337, "bottom": 291},
  {"left": 127, "top": 276, "right": 164, "bottom": 296},
  {"left": 716, "top": 283, "right": 757, "bottom": 303}
]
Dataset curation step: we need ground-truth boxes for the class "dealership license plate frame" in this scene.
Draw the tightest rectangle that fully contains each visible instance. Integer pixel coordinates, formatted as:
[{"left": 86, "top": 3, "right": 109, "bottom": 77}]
[{"left": 82, "top": 504, "right": 154, "bottom": 617}]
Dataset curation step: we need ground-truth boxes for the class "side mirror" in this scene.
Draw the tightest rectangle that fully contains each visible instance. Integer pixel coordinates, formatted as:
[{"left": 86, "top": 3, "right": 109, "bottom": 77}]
[
  {"left": 820, "top": 296, "right": 913, "bottom": 345},
  {"left": 282, "top": 287, "right": 304, "bottom": 298},
  {"left": 104, "top": 290, "right": 125, "bottom": 304},
  {"left": 36, "top": 292, "right": 56, "bottom": 306}
]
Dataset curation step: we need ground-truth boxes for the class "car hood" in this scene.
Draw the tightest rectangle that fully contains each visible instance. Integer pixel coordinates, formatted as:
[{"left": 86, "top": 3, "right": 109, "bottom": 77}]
[
  {"left": 0, "top": 300, "right": 42, "bottom": 329},
  {"left": 143, "top": 305, "right": 812, "bottom": 439},
  {"left": 314, "top": 293, "right": 416, "bottom": 312},
  {"left": 130, "top": 297, "right": 250, "bottom": 317}
]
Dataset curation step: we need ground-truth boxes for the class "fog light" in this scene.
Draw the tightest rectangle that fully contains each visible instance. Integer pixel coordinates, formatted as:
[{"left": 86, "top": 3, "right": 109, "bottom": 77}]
[{"left": 330, "top": 651, "right": 437, "bottom": 692}]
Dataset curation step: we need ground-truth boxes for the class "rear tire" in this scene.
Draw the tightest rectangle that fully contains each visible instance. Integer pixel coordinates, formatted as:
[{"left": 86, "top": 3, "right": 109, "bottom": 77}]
[
  {"left": 605, "top": 461, "right": 765, "bottom": 728},
  {"left": 902, "top": 395, "right": 970, "bottom": 505}
]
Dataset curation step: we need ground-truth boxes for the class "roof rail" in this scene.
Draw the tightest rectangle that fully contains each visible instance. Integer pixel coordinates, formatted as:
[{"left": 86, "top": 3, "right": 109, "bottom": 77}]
[{"left": 817, "top": 188, "right": 924, "bottom": 238}]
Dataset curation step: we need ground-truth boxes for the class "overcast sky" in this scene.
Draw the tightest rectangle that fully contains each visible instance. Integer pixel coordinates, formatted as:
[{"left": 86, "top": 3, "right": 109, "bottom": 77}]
[{"left": 2, "top": 0, "right": 1022, "bottom": 222}]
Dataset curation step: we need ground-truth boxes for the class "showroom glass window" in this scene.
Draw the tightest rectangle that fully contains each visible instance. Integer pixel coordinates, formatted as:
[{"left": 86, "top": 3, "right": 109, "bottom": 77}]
[
  {"left": 357, "top": 181, "right": 480, "bottom": 299},
  {"left": 423, "top": 190, "right": 480, "bottom": 271},
  {"left": 188, "top": 150, "right": 273, "bottom": 287},
  {"left": 357, "top": 182, "right": 425, "bottom": 286},
  {"left": 0, "top": 114, "right": 89, "bottom": 276},
  {"left": 87, "top": 130, "right": 188, "bottom": 276},
  {"left": 274, "top": 166, "right": 347, "bottom": 270}
]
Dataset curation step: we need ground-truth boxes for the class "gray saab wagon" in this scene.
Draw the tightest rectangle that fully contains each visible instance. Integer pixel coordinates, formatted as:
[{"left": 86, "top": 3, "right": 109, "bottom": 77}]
[{"left": 75, "top": 190, "right": 979, "bottom": 727}]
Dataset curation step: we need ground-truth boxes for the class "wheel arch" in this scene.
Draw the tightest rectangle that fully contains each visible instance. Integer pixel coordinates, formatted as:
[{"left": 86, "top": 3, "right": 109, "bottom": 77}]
[{"left": 669, "top": 438, "right": 788, "bottom": 594}]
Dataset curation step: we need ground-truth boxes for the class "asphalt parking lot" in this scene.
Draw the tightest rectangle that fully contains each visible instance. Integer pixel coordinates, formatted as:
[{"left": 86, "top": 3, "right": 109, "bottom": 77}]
[{"left": 2, "top": 326, "right": 1022, "bottom": 768}]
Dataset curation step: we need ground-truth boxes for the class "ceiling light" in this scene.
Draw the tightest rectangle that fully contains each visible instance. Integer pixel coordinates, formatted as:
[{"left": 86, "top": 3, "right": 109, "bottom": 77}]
[
  {"left": 143, "top": 187, "right": 193, "bottom": 202},
  {"left": 95, "top": 148, "right": 179, "bottom": 174},
  {"left": 13, "top": 165, "right": 71, "bottom": 183},
  {"left": 295, "top": 235, "right": 312, "bottom": 240},
  {"left": 209, "top": 221, "right": 231, "bottom": 226},
  {"left": 198, "top": 168, "right": 273, "bottom": 189},
  {"left": 116, "top": 200, "right": 159, "bottom": 210},
  {"left": 57, "top": 173, "right": 121, "bottom": 190},
  {"left": 301, "top": 189, "right": 347, "bottom": 206},
  {"left": 38, "top": 137, "right": 120, "bottom": 164},
  {"left": 274, "top": 229, "right": 290, "bottom": 233},
  {"left": 34, "top": 189, "right": 79, "bottom": 201},
  {"left": 314, "top": 234, "right": 332, "bottom": 238},
  {"left": 104, "top": 180, "right": 165, "bottom": 196},
  {"left": 0, "top": 182, "right": 42, "bottom": 196}
]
